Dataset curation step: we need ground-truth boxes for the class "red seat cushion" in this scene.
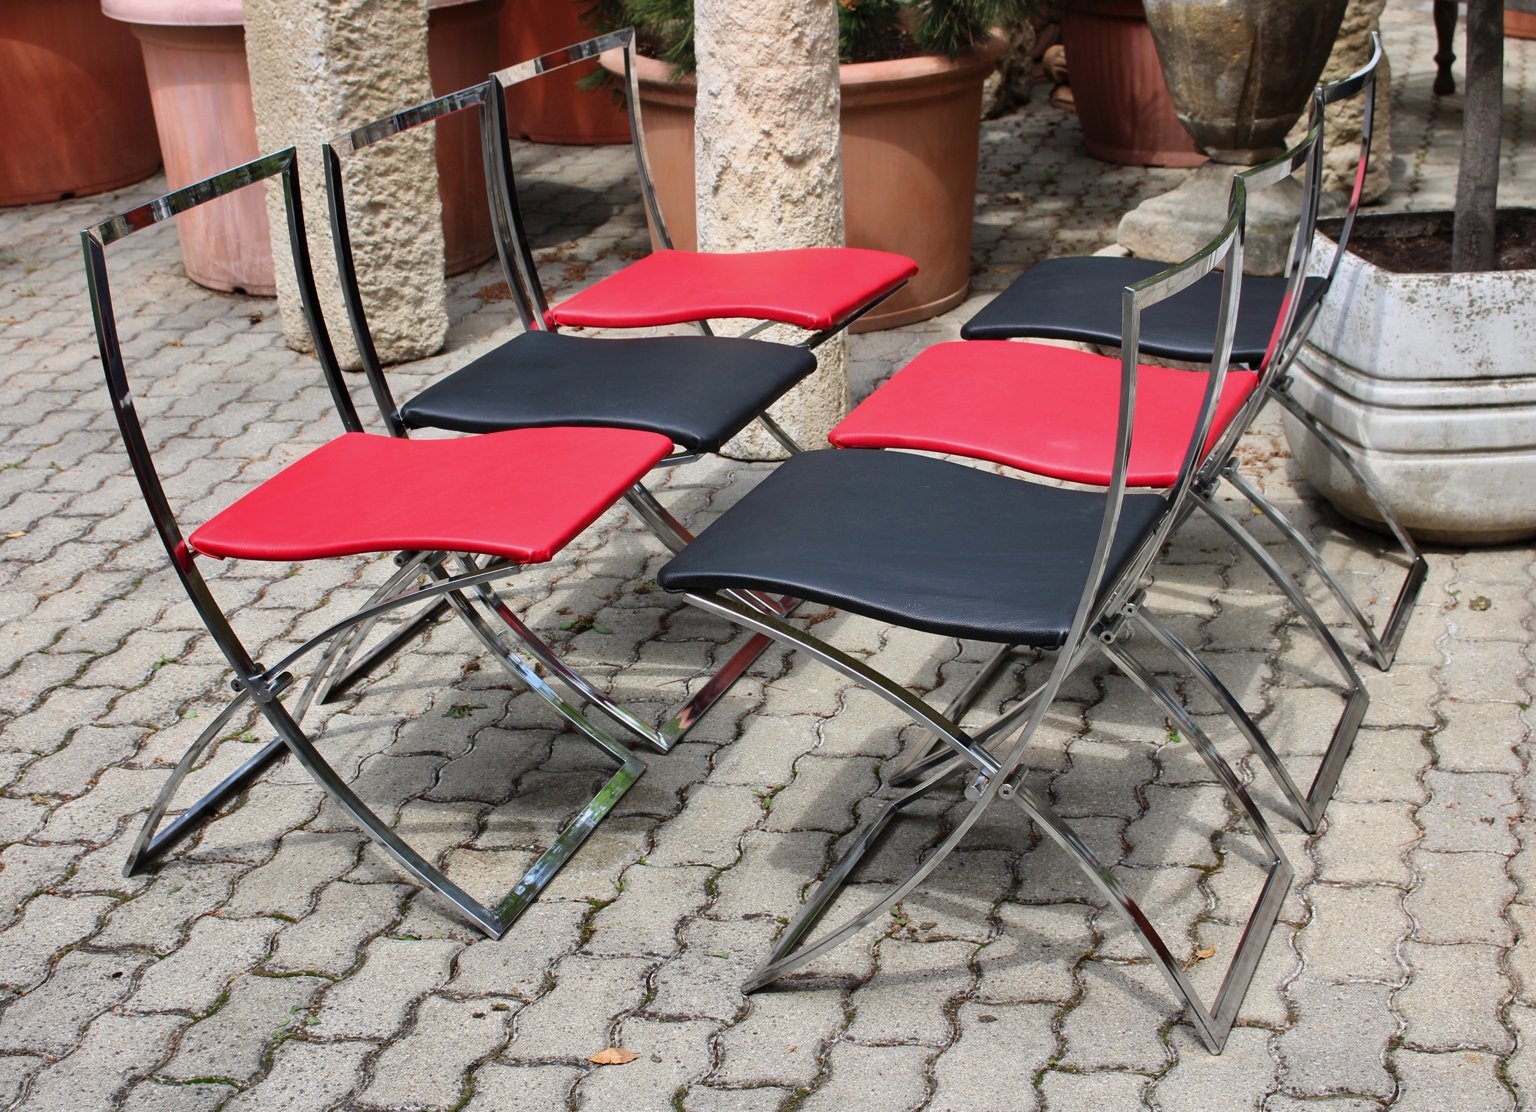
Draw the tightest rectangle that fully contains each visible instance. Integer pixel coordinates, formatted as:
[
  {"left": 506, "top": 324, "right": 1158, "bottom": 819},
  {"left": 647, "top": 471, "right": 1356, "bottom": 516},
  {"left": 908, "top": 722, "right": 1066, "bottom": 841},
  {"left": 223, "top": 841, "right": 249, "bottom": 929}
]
[
  {"left": 829, "top": 342, "right": 1260, "bottom": 488},
  {"left": 545, "top": 248, "right": 918, "bottom": 332},
  {"left": 189, "top": 427, "right": 672, "bottom": 565}
]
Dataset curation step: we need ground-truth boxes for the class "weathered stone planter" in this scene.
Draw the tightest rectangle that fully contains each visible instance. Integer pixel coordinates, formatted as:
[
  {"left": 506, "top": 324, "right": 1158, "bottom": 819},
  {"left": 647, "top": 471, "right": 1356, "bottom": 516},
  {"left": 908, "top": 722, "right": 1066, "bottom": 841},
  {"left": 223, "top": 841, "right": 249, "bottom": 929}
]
[
  {"left": 0, "top": 0, "right": 160, "bottom": 206},
  {"left": 1284, "top": 212, "right": 1536, "bottom": 545},
  {"left": 610, "top": 38, "right": 1005, "bottom": 332},
  {"left": 104, "top": 0, "right": 501, "bottom": 295}
]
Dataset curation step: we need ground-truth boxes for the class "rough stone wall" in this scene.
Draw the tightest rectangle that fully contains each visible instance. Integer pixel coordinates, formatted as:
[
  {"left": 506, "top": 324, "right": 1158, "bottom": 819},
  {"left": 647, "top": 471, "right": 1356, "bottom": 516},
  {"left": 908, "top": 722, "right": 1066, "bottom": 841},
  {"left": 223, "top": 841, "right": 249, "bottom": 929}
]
[
  {"left": 694, "top": 0, "right": 847, "bottom": 459},
  {"left": 245, "top": 0, "right": 448, "bottom": 367}
]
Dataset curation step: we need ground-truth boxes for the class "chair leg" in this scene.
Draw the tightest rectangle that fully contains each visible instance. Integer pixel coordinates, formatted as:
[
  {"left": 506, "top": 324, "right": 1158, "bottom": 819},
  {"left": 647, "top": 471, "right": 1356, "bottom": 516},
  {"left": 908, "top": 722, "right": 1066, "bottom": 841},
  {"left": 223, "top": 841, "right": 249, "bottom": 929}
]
[
  {"left": 886, "top": 641, "right": 1019, "bottom": 786},
  {"left": 1240, "top": 385, "right": 1428, "bottom": 669},
  {"left": 1186, "top": 493, "right": 1370, "bottom": 830}
]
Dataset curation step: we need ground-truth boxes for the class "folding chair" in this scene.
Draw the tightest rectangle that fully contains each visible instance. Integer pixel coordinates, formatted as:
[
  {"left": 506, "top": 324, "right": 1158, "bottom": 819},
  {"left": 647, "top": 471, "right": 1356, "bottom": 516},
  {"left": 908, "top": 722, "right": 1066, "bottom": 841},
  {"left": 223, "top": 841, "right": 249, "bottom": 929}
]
[
  {"left": 492, "top": 29, "right": 919, "bottom": 366},
  {"left": 658, "top": 197, "right": 1292, "bottom": 1053},
  {"left": 962, "top": 37, "right": 1423, "bottom": 672},
  {"left": 832, "top": 124, "right": 1364, "bottom": 834},
  {"left": 88, "top": 148, "right": 679, "bottom": 937},
  {"left": 322, "top": 79, "right": 828, "bottom": 748}
]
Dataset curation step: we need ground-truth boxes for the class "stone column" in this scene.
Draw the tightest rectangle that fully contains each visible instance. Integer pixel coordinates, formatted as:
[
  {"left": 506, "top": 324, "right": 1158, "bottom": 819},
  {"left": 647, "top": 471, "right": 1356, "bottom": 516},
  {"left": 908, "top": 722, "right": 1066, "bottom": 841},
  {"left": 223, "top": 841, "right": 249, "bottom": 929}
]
[
  {"left": 244, "top": 0, "right": 448, "bottom": 366},
  {"left": 1294, "top": 0, "right": 1394, "bottom": 205},
  {"left": 694, "top": 0, "right": 846, "bottom": 459}
]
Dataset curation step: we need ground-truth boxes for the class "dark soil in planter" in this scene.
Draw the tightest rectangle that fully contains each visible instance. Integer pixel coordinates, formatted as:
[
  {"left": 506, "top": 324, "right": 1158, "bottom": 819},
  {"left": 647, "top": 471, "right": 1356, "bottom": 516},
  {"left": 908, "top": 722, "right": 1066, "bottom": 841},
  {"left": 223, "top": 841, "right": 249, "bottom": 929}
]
[{"left": 1321, "top": 208, "right": 1536, "bottom": 273}]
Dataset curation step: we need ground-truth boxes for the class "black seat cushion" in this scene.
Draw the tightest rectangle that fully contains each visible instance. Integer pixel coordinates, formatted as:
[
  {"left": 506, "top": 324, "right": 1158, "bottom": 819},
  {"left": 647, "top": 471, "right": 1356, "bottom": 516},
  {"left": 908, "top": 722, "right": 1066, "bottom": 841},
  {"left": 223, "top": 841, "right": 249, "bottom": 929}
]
[
  {"left": 658, "top": 449, "right": 1167, "bottom": 648},
  {"left": 962, "top": 256, "right": 1327, "bottom": 368},
  {"left": 400, "top": 330, "right": 818, "bottom": 453}
]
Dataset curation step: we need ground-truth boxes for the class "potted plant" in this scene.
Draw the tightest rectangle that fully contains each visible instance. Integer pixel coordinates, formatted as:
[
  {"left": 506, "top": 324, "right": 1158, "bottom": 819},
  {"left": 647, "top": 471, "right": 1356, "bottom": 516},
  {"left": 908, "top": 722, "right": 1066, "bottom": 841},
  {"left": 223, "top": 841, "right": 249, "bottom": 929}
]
[
  {"left": 587, "top": 0, "right": 1032, "bottom": 330},
  {"left": 1285, "top": 0, "right": 1536, "bottom": 544}
]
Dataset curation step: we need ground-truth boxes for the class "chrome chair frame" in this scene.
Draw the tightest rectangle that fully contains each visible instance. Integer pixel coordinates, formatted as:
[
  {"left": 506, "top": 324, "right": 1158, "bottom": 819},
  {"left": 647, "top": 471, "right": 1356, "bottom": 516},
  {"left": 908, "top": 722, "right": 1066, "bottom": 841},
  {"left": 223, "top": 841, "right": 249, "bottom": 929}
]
[
  {"left": 322, "top": 80, "right": 796, "bottom": 752},
  {"left": 890, "top": 123, "right": 1365, "bottom": 835},
  {"left": 665, "top": 200, "right": 1291, "bottom": 1053},
  {"left": 89, "top": 149, "right": 646, "bottom": 938}
]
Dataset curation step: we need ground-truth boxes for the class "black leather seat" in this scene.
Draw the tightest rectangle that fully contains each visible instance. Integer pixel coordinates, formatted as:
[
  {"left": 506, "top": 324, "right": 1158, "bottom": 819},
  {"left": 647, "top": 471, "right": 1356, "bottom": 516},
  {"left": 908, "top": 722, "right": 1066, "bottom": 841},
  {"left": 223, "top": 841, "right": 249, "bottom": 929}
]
[
  {"left": 962, "top": 256, "right": 1327, "bottom": 368},
  {"left": 658, "top": 448, "right": 1165, "bottom": 647},
  {"left": 401, "top": 329, "right": 817, "bottom": 453}
]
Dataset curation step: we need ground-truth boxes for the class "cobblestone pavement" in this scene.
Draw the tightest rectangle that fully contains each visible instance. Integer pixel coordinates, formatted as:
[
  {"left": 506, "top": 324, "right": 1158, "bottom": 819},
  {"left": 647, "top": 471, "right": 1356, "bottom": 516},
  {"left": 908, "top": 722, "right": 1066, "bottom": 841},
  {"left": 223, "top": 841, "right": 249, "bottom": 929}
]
[{"left": 1, "top": 3, "right": 1533, "bottom": 1109}]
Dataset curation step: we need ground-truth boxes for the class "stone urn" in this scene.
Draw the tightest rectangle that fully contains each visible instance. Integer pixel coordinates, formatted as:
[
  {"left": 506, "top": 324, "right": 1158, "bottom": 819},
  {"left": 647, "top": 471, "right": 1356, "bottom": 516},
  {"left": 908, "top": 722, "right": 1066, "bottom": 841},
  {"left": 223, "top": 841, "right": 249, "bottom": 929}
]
[{"left": 1118, "top": 0, "right": 1350, "bottom": 272}]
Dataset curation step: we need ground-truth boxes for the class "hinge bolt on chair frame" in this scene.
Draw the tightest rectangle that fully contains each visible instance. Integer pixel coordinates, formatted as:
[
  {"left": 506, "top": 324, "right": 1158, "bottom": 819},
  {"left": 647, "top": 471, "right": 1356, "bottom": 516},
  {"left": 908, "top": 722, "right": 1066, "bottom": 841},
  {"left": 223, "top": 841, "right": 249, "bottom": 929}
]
[{"left": 86, "top": 148, "right": 694, "bottom": 938}]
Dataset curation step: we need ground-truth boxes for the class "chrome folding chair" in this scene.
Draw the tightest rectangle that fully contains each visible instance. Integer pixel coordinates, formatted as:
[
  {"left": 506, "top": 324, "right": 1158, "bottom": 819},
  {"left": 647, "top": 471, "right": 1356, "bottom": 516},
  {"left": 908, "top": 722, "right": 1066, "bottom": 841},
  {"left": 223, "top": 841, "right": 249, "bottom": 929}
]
[
  {"left": 963, "top": 36, "right": 1422, "bottom": 672},
  {"left": 835, "top": 124, "right": 1363, "bottom": 834},
  {"left": 88, "top": 148, "right": 677, "bottom": 937},
  {"left": 659, "top": 201, "right": 1292, "bottom": 1053},
  {"left": 492, "top": 29, "right": 918, "bottom": 383},
  {"left": 322, "top": 80, "right": 824, "bottom": 749}
]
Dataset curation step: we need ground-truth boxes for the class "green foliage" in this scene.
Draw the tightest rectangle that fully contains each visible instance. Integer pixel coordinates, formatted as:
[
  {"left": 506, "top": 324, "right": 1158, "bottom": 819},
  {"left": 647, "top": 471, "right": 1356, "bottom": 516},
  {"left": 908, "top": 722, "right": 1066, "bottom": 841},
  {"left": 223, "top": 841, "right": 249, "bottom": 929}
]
[{"left": 584, "top": 0, "right": 1037, "bottom": 73}]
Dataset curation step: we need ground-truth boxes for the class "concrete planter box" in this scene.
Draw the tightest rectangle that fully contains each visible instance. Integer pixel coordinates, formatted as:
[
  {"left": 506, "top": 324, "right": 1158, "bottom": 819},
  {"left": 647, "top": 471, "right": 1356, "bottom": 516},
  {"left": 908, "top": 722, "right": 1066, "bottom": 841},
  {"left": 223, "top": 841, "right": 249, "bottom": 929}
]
[{"left": 1284, "top": 211, "right": 1536, "bottom": 545}]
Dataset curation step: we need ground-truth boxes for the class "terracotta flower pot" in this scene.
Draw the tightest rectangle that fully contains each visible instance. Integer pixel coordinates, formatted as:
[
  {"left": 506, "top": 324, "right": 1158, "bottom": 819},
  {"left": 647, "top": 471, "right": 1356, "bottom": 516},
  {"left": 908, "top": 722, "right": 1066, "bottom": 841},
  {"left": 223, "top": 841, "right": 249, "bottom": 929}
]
[
  {"left": 0, "top": 0, "right": 160, "bottom": 207},
  {"left": 611, "top": 37, "right": 1005, "bottom": 332},
  {"left": 103, "top": 0, "right": 502, "bottom": 295},
  {"left": 499, "top": 0, "right": 631, "bottom": 144},
  {"left": 1060, "top": 1, "right": 1205, "bottom": 169}
]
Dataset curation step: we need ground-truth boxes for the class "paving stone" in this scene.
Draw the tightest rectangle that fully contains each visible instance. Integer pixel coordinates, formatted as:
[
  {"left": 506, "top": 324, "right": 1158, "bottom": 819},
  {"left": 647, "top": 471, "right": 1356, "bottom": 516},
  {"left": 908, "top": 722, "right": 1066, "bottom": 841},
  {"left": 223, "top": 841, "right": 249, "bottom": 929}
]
[
  {"left": 709, "top": 987, "right": 845, "bottom": 1090},
  {"left": 0, "top": 948, "right": 148, "bottom": 1056},
  {"left": 928, "top": 1002, "right": 1054, "bottom": 1112},
  {"left": 0, "top": 842, "right": 82, "bottom": 929},
  {"left": 1314, "top": 800, "right": 1418, "bottom": 886},
  {"left": 220, "top": 1038, "right": 373, "bottom": 1112},
  {"left": 1440, "top": 640, "right": 1529, "bottom": 706},
  {"left": 974, "top": 902, "right": 1092, "bottom": 1005},
  {"left": 307, "top": 936, "right": 461, "bottom": 1040},
  {"left": 1432, "top": 700, "right": 1527, "bottom": 774},
  {"left": 586, "top": 863, "right": 712, "bottom": 957},
  {"left": 0, "top": 893, "right": 117, "bottom": 990},
  {"left": 711, "top": 828, "right": 834, "bottom": 921},
  {"left": 266, "top": 879, "right": 409, "bottom": 976},
  {"left": 1405, "top": 850, "right": 1516, "bottom": 946},
  {"left": 1332, "top": 726, "right": 1431, "bottom": 803},
  {"left": 220, "top": 831, "right": 364, "bottom": 918},
  {"left": 1150, "top": 1025, "right": 1277, "bottom": 1112},
  {"left": 462, "top": 1062, "right": 583, "bottom": 1112},
  {"left": 0, "top": 1054, "right": 43, "bottom": 1110},
  {"left": 647, "top": 784, "right": 763, "bottom": 868},
  {"left": 126, "top": 915, "right": 281, "bottom": 1015},
  {"left": 647, "top": 917, "right": 775, "bottom": 1022},
  {"left": 162, "top": 972, "right": 325, "bottom": 1083},
  {"left": 91, "top": 863, "right": 246, "bottom": 954},
  {"left": 1508, "top": 1004, "right": 1536, "bottom": 1110},
  {"left": 679, "top": 1084, "right": 791, "bottom": 1112},
  {"left": 1058, "top": 961, "right": 1173, "bottom": 1072},
  {"left": 798, "top": 1040, "right": 931, "bottom": 1112},
  {"left": 360, "top": 993, "right": 515, "bottom": 1110},
  {"left": 1396, "top": 941, "right": 1512, "bottom": 1052},
  {"left": 1297, "top": 883, "right": 1409, "bottom": 983},
  {"left": 1277, "top": 977, "right": 1396, "bottom": 1098},
  {"left": 19, "top": 1011, "right": 187, "bottom": 1112},
  {"left": 118, "top": 1079, "right": 233, "bottom": 1112},
  {"left": 1418, "top": 770, "right": 1520, "bottom": 855},
  {"left": 844, "top": 938, "right": 974, "bottom": 1046},
  {"left": 1039, "top": 1069, "right": 1151, "bottom": 1112},
  {"left": 1392, "top": 1048, "right": 1514, "bottom": 1112},
  {"left": 502, "top": 953, "right": 653, "bottom": 1062},
  {"left": 575, "top": 1017, "right": 719, "bottom": 1110}
]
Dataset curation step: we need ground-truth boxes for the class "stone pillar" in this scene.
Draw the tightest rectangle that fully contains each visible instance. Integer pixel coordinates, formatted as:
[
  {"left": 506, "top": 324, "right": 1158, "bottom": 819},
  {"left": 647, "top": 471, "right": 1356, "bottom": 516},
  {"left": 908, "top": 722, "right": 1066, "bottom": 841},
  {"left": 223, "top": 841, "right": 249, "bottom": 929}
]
[
  {"left": 1295, "top": 0, "right": 1394, "bottom": 205},
  {"left": 244, "top": 0, "right": 448, "bottom": 366},
  {"left": 694, "top": 0, "right": 847, "bottom": 459}
]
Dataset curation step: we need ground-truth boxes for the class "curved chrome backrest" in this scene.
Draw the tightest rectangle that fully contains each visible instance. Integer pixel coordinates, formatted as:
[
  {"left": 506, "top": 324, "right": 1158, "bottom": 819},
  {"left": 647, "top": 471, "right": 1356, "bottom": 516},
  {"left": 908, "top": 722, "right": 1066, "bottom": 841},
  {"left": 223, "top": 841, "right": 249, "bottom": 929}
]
[
  {"left": 323, "top": 80, "right": 532, "bottom": 438},
  {"left": 1315, "top": 32, "right": 1383, "bottom": 283}
]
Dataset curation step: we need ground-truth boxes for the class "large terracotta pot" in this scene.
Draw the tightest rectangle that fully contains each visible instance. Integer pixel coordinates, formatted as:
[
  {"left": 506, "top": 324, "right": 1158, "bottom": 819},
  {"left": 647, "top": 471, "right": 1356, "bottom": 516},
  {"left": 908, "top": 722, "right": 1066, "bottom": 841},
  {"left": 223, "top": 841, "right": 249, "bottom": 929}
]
[
  {"left": 1060, "top": 1, "right": 1204, "bottom": 168},
  {"left": 103, "top": 0, "right": 502, "bottom": 295},
  {"left": 1285, "top": 212, "right": 1536, "bottom": 545},
  {"left": 499, "top": 0, "right": 631, "bottom": 144},
  {"left": 0, "top": 0, "right": 160, "bottom": 207},
  {"left": 611, "top": 38, "right": 1005, "bottom": 332},
  {"left": 1142, "top": 0, "right": 1349, "bottom": 163}
]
